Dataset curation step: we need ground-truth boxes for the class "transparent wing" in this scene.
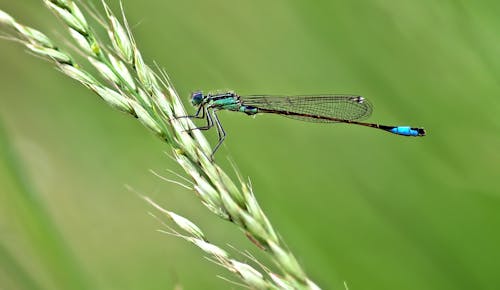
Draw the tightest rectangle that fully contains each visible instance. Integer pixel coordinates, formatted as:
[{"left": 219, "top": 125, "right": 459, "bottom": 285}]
[{"left": 240, "top": 95, "right": 373, "bottom": 122}]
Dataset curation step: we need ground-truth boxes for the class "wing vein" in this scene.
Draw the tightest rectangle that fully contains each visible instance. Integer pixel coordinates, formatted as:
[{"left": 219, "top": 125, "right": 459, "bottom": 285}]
[{"left": 240, "top": 95, "right": 373, "bottom": 122}]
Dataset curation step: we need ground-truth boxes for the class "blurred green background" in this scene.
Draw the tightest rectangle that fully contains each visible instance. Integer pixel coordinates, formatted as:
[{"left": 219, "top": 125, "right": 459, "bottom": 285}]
[{"left": 1, "top": 0, "right": 499, "bottom": 289}]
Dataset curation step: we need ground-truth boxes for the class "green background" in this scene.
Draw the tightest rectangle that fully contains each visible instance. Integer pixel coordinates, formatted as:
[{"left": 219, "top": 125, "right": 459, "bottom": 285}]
[{"left": 1, "top": 0, "right": 499, "bottom": 289}]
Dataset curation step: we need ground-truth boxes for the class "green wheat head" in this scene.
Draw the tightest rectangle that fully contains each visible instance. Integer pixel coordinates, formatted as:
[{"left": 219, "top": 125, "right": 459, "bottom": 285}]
[{"left": 0, "top": 1, "right": 320, "bottom": 289}]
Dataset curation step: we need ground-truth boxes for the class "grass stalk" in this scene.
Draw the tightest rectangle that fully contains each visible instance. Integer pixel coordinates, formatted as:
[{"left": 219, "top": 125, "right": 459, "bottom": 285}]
[
  {"left": 0, "top": 2, "right": 320, "bottom": 288},
  {"left": 0, "top": 242, "right": 43, "bottom": 290},
  {"left": 0, "top": 121, "right": 91, "bottom": 290}
]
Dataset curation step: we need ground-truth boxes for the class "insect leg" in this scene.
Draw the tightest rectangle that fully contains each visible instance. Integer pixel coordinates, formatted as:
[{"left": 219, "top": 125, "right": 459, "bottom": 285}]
[
  {"left": 176, "top": 105, "right": 205, "bottom": 119},
  {"left": 185, "top": 106, "right": 213, "bottom": 131},
  {"left": 210, "top": 110, "right": 226, "bottom": 159}
]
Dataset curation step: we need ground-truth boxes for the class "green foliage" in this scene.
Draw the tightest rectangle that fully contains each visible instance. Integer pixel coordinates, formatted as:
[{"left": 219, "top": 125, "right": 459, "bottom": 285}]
[{"left": 1, "top": 0, "right": 499, "bottom": 289}]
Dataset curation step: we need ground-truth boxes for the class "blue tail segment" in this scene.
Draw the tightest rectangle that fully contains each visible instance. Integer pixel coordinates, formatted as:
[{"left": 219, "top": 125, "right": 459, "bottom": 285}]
[{"left": 388, "top": 126, "right": 426, "bottom": 136}]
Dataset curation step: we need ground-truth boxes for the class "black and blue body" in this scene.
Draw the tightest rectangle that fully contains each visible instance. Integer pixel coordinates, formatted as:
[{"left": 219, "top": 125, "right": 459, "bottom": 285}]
[{"left": 185, "top": 91, "right": 425, "bottom": 158}]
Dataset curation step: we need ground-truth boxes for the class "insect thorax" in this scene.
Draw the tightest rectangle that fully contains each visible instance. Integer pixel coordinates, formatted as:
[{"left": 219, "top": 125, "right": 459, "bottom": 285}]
[{"left": 206, "top": 93, "right": 257, "bottom": 115}]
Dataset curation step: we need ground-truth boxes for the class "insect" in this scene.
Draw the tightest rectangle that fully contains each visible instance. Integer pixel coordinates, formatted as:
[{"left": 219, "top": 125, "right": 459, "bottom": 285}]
[{"left": 182, "top": 91, "right": 426, "bottom": 158}]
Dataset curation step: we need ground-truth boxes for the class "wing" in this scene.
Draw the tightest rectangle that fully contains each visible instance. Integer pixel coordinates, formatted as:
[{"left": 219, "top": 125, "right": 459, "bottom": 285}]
[{"left": 239, "top": 95, "right": 373, "bottom": 122}]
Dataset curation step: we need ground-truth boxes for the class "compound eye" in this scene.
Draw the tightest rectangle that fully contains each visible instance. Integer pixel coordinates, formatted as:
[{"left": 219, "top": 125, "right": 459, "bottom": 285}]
[{"left": 191, "top": 91, "right": 204, "bottom": 105}]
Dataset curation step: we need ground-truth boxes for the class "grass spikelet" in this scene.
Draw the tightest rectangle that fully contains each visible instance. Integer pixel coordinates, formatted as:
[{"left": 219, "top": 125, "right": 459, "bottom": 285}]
[{"left": 0, "top": 2, "right": 319, "bottom": 288}]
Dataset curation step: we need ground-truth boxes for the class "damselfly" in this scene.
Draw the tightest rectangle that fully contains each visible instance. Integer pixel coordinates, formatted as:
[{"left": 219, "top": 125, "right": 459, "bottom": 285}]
[{"left": 183, "top": 91, "right": 426, "bottom": 158}]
